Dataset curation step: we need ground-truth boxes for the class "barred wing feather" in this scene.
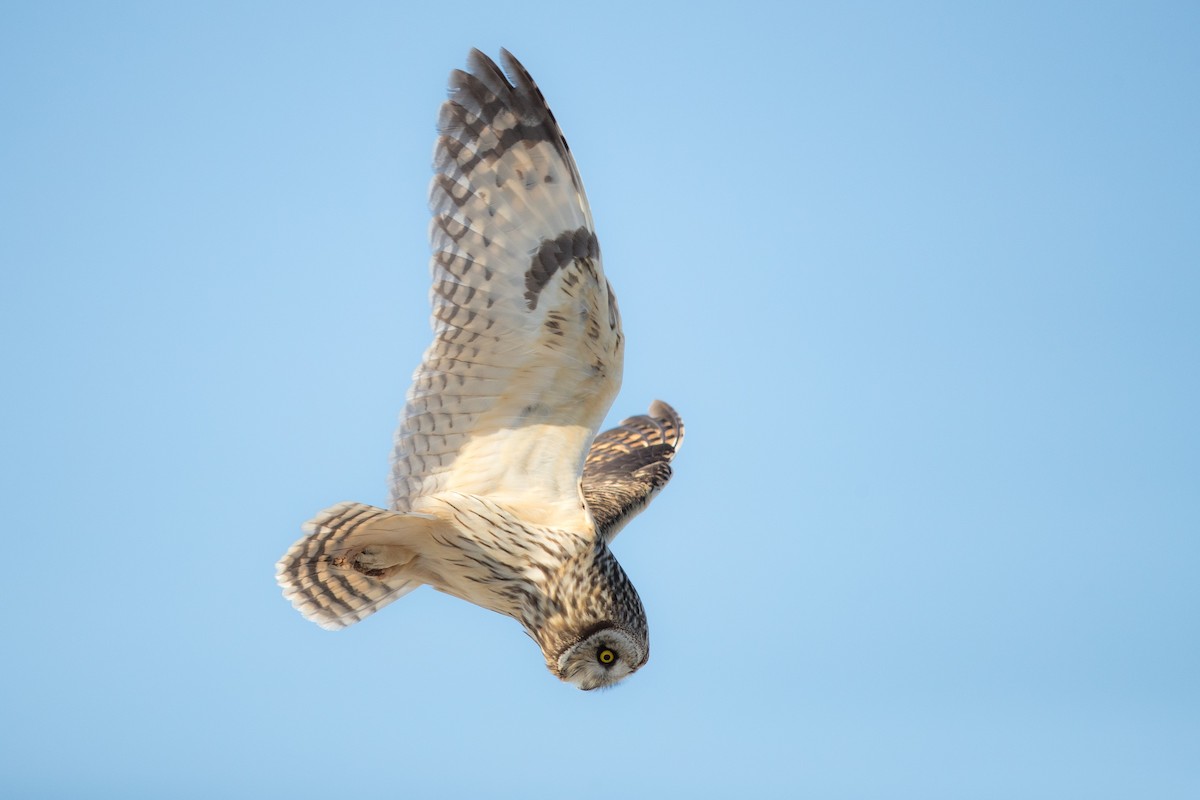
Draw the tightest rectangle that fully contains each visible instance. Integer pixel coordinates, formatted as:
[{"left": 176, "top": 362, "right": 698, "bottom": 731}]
[
  {"left": 390, "top": 49, "right": 623, "bottom": 532},
  {"left": 583, "top": 400, "right": 685, "bottom": 543}
]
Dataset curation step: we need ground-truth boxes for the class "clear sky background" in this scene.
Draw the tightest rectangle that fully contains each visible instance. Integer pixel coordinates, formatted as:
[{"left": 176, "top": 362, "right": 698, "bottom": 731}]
[{"left": 2, "top": 2, "right": 1197, "bottom": 798}]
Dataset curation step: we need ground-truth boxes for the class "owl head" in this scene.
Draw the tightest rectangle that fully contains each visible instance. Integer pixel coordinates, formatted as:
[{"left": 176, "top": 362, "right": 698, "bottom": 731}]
[{"left": 552, "top": 622, "right": 648, "bottom": 690}]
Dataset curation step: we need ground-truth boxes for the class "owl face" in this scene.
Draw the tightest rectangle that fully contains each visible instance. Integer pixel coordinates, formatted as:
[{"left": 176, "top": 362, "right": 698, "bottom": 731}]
[{"left": 554, "top": 624, "right": 647, "bottom": 690}]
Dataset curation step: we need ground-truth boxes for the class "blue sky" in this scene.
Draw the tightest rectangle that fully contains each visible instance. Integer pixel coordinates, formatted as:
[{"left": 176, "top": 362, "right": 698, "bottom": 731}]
[{"left": 2, "top": 2, "right": 1198, "bottom": 797}]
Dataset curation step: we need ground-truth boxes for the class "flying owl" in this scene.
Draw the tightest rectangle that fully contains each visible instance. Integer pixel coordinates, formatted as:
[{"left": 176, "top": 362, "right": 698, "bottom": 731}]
[{"left": 276, "top": 49, "right": 684, "bottom": 690}]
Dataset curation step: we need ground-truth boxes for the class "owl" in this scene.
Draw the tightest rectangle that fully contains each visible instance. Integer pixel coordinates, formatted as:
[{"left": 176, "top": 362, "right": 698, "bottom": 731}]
[{"left": 276, "top": 49, "right": 684, "bottom": 690}]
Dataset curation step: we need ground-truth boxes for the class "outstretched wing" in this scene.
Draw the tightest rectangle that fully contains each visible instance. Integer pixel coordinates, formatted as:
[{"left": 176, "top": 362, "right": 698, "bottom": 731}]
[
  {"left": 583, "top": 400, "right": 684, "bottom": 543},
  {"left": 390, "top": 49, "right": 623, "bottom": 531}
]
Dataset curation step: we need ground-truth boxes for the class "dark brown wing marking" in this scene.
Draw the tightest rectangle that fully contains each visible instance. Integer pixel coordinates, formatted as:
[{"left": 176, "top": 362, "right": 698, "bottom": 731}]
[
  {"left": 582, "top": 400, "right": 684, "bottom": 543},
  {"left": 526, "top": 226, "right": 600, "bottom": 309}
]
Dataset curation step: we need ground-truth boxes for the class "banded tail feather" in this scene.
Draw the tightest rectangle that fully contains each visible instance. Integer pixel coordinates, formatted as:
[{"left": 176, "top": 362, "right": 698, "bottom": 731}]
[{"left": 275, "top": 502, "right": 441, "bottom": 631}]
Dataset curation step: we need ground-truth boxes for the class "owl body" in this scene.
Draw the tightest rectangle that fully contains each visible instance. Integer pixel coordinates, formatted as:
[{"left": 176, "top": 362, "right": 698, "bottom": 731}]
[
  {"left": 419, "top": 495, "right": 649, "bottom": 684},
  {"left": 277, "top": 50, "right": 682, "bottom": 690}
]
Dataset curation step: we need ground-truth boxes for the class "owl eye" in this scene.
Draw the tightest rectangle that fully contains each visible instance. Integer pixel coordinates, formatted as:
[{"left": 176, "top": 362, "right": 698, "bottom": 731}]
[{"left": 598, "top": 648, "right": 616, "bottom": 666}]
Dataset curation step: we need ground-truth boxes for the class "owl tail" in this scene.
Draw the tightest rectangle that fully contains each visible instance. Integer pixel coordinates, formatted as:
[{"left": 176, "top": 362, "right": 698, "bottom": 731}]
[{"left": 276, "top": 501, "right": 441, "bottom": 631}]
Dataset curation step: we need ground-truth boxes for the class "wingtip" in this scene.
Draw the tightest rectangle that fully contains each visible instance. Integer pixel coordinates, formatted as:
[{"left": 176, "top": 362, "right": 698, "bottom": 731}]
[
  {"left": 498, "top": 48, "right": 526, "bottom": 78},
  {"left": 649, "top": 398, "right": 680, "bottom": 423},
  {"left": 465, "top": 47, "right": 491, "bottom": 70},
  {"left": 648, "top": 400, "right": 684, "bottom": 449}
]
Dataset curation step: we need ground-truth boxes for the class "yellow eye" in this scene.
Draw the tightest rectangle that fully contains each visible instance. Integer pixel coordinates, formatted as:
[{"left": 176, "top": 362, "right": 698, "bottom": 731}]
[{"left": 598, "top": 648, "right": 616, "bottom": 665}]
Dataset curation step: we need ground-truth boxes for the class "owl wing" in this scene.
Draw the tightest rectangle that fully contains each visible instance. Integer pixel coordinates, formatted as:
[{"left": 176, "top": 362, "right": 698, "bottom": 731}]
[
  {"left": 582, "top": 400, "right": 684, "bottom": 543},
  {"left": 389, "top": 49, "right": 623, "bottom": 532}
]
